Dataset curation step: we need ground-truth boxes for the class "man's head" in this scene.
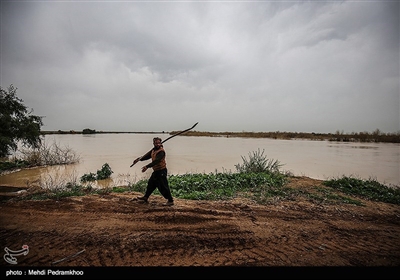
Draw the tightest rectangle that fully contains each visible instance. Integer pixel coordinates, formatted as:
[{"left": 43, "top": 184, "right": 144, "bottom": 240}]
[{"left": 153, "top": 137, "right": 162, "bottom": 149}]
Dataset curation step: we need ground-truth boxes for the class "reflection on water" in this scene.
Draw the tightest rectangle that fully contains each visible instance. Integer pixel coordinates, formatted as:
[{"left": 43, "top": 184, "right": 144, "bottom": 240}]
[{"left": 1, "top": 134, "right": 399, "bottom": 188}]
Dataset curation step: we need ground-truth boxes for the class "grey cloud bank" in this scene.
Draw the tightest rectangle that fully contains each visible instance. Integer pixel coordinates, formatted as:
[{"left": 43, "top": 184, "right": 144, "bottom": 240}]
[{"left": 1, "top": 1, "right": 399, "bottom": 133}]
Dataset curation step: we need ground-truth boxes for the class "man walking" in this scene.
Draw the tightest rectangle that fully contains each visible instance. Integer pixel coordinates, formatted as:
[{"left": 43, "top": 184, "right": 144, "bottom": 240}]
[{"left": 132, "top": 137, "right": 174, "bottom": 206}]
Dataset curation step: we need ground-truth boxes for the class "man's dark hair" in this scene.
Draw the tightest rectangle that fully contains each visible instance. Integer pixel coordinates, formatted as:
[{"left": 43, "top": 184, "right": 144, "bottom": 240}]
[{"left": 153, "top": 137, "right": 162, "bottom": 142}]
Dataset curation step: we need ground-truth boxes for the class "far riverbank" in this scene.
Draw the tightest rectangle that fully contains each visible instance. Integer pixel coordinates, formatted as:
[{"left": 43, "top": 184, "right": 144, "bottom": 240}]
[{"left": 42, "top": 129, "right": 400, "bottom": 143}]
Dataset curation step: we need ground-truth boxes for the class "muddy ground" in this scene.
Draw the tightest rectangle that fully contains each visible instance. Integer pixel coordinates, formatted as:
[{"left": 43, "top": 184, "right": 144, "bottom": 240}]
[{"left": 1, "top": 176, "right": 399, "bottom": 278}]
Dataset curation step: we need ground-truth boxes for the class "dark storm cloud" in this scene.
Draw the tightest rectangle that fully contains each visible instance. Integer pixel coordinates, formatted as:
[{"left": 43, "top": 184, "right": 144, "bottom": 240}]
[{"left": 1, "top": 1, "right": 398, "bottom": 133}]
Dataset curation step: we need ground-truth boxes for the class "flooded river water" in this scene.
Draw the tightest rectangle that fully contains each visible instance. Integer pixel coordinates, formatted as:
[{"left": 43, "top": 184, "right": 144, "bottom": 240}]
[{"left": 1, "top": 133, "right": 399, "bottom": 188}]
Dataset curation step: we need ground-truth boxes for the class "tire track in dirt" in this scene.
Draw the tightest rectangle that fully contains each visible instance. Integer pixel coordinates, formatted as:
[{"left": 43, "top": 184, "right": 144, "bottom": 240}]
[{"left": 1, "top": 195, "right": 258, "bottom": 266}]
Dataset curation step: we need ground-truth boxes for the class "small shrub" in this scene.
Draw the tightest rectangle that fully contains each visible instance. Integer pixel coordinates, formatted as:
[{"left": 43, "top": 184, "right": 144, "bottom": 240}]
[{"left": 235, "top": 148, "right": 283, "bottom": 174}]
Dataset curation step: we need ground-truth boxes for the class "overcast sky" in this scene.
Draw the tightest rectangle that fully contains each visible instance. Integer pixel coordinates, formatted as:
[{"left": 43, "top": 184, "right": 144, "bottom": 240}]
[{"left": 1, "top": 0, "right": 399, "bottom": 133}]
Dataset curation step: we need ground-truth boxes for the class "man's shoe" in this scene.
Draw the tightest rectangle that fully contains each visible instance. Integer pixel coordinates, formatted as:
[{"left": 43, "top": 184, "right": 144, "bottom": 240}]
[
  {"left": 163, "top": 201, "right": 174, "bottom": 206},
  {"left": 137, "top": 196, "right": 148, "bottom": 203}
]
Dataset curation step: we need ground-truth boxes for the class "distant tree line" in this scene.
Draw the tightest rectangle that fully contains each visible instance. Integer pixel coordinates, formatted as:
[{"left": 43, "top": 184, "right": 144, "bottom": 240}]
[
  {"left": 42, "top": 129, "right": 400, "bottom": 143},
  {"left": 175, "top": 130, "right": 400, "bottom": 143}
]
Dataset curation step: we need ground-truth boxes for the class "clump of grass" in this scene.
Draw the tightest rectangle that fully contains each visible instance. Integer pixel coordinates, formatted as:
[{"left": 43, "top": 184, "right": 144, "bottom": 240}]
[
  {"left": 168, "top": 171, "right": 288, "bottom": 201},
  {"left": 26, "top": 183, "right": 107, "bottom": 201},
  {"left": 128, "top": 171, "right": 288, "bottom": 202},
  {"left": 19, "top": 140, "right": 80, "bottom": 166},
  {"left": 305, "top": 186, "right": 364, "bottom": 206},
  {"left": 323, "top": 175, "right": 400, "bottom": 205},
  {"left": 1, "top": 140, "right": 80, "bottom": 173},
  {"left": 0, "top": 159, "right": 29, "bottom": 172},
  {"left": 41, "top": 170, "right": 80, "bottom": 191}
]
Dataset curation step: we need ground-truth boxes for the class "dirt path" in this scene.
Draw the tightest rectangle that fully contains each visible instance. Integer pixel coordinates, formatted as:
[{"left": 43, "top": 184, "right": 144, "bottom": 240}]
[{"left": 1, "top": 177, "right": 400, "bottom": 277}]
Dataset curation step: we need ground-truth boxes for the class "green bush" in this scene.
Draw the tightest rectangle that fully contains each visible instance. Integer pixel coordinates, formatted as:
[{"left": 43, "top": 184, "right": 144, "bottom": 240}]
[
  {"left": 80, "top": 172, "right": 97, "bottom": 182},
  {"left": 80, "top": 163, "right": 113, "bottom": 182},
  {"left": 234, "top": 148, "right": 283, "bottom": 174},
  {"left": 96, "top": 163, "right": 113, "bottom": 180}
]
